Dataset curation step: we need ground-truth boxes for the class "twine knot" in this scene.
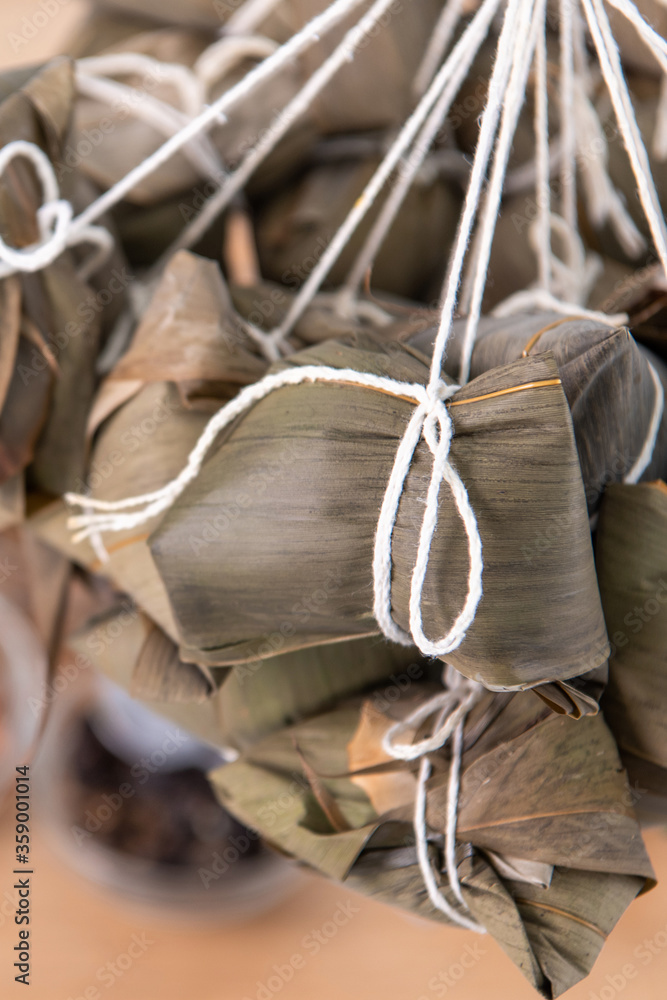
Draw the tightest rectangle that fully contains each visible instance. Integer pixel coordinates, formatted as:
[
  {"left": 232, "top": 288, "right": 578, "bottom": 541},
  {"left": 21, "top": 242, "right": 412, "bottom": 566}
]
[
  {"left": 382, "top": 667, "right": 486, "bottom": 933},
  {"left": 0, "top": 141, "right": 113, "bottom": 282}
]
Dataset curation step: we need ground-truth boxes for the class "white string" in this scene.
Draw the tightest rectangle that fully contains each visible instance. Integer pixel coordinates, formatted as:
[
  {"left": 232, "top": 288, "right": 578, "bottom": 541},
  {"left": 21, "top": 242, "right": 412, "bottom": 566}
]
[
  {"left": 492, "top": 286, "right": 627, "bottom": 325},
  {"left": 381, "top": 671, "right": 485, "bottom": 932},
  {"left": 581, "top": 0, "right": 667, "bottom": 278},
  {"left": 194, "top": 34, "right": 278, "bottom": 89},
  {"left": 75, "top": 72, "right": 222, "bottom": 179},
  {"left": 66, "top": 359, "right": 484, "bottom": 660},
  {"left": 573, "top": 82, "right": 645, "bottom": 257},
  {"left": 0, "top": 0, "right": 372, "bottom": 283},
  {"left": 413, "top": 0, "right": 466, "bottom": 96},
  {"left": 458, "top": 0, "right": 544, "bottom": 384},
  {"left": 164, "top": 0, "right": 410, "bottom": 268},
  {"left": 0, "top": 141, "right": 113, "bottom": 281},
  {"left": 559, "top": 0, "right": 578, "bottom": 273},
  {"left": 71, "top": 0, "right": 371, "bottom": 232},
  {"left": 224, "top": 0, "right": 284, "bottom": 35},
  {"left": 337, "top": 0, "right": 503, "bottom": 307},
  {"left": 432, "top": 0, "right": 528, "bottom": 388},
  {"left": 605, "top": 0, "right": 667, "bottom": 74},
  {"left": 534, "top": 15, "right": 551, "bottom": 292},
  {"left": 603, "top": 0, "right": 667, "bottom": 160},
  {"left": 624, "top": 362, "right": 665, "bottom": 484},
  {"left": 263, "top": 0, "right": 504, "bottom": 353}
]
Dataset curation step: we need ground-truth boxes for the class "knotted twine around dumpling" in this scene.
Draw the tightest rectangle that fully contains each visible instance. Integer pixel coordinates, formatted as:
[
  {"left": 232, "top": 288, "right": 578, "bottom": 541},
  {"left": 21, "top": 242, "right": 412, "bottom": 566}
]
[{"left": 65, "top": 361, "right": 484, "bottom": 661}]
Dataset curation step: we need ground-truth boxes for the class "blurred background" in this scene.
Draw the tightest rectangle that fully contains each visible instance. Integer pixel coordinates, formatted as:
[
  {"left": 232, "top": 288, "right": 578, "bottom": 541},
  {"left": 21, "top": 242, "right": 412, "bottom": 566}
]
[{"left": 0, "top": 2, "right": 666, "bottom": 999}]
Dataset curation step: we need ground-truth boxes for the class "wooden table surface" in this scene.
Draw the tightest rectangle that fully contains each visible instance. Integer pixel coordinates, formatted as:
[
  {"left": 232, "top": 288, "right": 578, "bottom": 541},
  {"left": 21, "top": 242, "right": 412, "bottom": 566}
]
[
  {"left": 0, "top": 813, "right": 667, "bottom": 1000},
  {"left": 1, "top": 3, "right": 667, "bottom": 998}
]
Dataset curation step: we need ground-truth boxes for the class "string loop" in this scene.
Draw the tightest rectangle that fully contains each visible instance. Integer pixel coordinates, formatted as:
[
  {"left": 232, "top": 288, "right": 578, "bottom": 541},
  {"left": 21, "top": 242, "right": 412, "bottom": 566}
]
[
  {"left": 382, "top": 668, "right": 486, "bottom": 932},
  {"left": 66, "top": 363, "right": 484, "bottom": 660},
  {"left": 0, "top": 141, "right": 112, "bottom": 281}
]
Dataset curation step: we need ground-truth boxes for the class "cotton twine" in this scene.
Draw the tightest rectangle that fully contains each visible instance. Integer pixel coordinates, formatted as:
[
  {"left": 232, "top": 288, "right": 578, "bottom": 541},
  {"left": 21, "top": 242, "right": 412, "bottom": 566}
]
[{"left": 1, "top": 0, "right": 667, "bottom": 930}]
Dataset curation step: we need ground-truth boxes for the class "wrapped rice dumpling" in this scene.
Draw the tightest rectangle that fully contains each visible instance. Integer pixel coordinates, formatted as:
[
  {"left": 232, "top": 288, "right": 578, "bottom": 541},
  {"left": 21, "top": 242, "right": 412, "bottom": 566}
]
[
  {"left": 149, "top": 333, "right": 609, "bottom": 689},
  {"left": 71, "top": 604, "right": 422, "bottom": 750},
  {"left": 0, "top": 59, "right": 115, "bottom": 496},
  {"left": 255, "top": 152, "right": 461, "bottom": 300},
  {"left": 71, "top": 25, "right": 315, "bottom": 207},
  {"left": 408, "top": 312, "right": 667, "bottom": 512},
  {"left": 210, "top": 679, "right": 654, "bottom": 997},
  {"left": 30, "top": 251, "right": 266, "bottom": 638},
  {"left": 596, "top": 481, "right": 667, "bottom": 804}
]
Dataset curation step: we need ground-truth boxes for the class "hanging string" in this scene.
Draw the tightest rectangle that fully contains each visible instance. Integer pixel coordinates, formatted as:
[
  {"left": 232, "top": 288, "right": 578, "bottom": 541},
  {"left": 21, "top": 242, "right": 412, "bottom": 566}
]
[
  {"left": 558, "top": 0, "right": 578, "bottom": 275},
  {"left": 430, "top": 0, "right": 529, "bottom": 388},
  {"left": 77, "top": 53, "right": 204, "bottom": 115},
  {"left": 75, "top": 70, "right": 222, "bottom": 179},
  {"left": 0, "top": 0, "right": 375, "bottom": 287},
  {"left": 458, "top": 0, "right": 545, "bottom": 385},
  {"left": 413, "top": 0, "right": 466, "bottom": 96},
  {"left": 581, "top": 0, "right": 667, "bottom": 277},
  {"left": 572, "top": 81, "right": 645, "bottom": 257},
  {"left": 381, "top": 668, "right": 485, "bottom": 932},
  {"left": 159, "top": 0, "right": 410, "bottom": 269},
  {"left": 623, "top": 362, "right": 665, "bottom": 484},
  {"left": 534, "top": 15, "right": 551, "bottom": 292},
  {"left": 264, "top": 0, "right": 506, "bottom": 354},
  {"left": 337, "top": 0, "right": 503, "bottom": 311}
]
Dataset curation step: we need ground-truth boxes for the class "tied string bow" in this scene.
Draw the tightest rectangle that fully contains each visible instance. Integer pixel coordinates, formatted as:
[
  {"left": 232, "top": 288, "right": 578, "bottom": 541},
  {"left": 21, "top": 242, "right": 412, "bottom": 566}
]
[
  {"left": 382, "top": 666, "right": 486, "bottom": 933},
  {"left": 65, "top": 363, "right": 484, "bottom": 660}
]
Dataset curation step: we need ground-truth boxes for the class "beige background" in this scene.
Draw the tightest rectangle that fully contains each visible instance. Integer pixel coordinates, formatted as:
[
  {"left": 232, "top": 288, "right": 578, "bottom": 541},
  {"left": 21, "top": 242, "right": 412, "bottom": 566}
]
[{"left": 1, "top": 2, "right": 667, "bottom": 998}]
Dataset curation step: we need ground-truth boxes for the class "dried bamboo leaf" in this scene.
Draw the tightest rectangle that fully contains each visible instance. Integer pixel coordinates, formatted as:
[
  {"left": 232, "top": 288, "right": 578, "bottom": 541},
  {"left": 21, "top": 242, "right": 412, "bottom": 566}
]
[
  {"left": 596, "top": 481, "right": 667, "bottom": 797},
  {"left": 0, "top": 277, "right": 22, "bottom": 413},
  {"left": 211, "top": 681, "right": 653, "bottom": 996},
  {"left": 88, "top": 0, "right": 224, "bottom": 29},
  {"left": 256, "top": 156, "right": 461, "bottom": 299},
  {"left": 408, "top": 313, "right": 667, "bottom": 511},
  {"left": 110, "top": 251, "right": 266, "bottom": 387},
  {"left": 0, "top": 474, "right": 24, "bottom": 531},
  {"left": 30, "top": 381, "right": 211, "bottom": 639},
  {"left": 0, "top": 59, "right": 114, "bottom": 495},
  {"left": 151, "top": 334, "right": 607, "bottom": 690},
  {"left": 133, "top": 621, "right": 214, "bottom": 703},
  {"left": 28, "top": 259, "right": 103, "bottom": 495}
]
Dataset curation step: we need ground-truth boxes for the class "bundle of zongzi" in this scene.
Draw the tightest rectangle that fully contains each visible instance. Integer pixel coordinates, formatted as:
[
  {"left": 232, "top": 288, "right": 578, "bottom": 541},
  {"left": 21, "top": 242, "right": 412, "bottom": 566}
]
[
  {"left": 211, "top": 677, "right": 654, "bottom": 997},
  {"left": 408, "top": 312, "right": 667, "bottom": 512}
]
